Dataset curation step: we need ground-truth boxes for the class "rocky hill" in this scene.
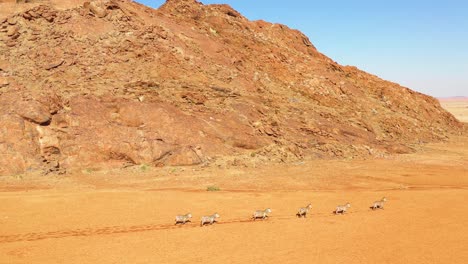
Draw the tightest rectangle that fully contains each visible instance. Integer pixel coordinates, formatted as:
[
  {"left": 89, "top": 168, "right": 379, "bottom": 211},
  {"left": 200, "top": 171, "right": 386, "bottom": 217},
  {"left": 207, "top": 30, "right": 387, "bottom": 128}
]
[{"left": 0, "top": 0, "right": 463, "bottom": 175}]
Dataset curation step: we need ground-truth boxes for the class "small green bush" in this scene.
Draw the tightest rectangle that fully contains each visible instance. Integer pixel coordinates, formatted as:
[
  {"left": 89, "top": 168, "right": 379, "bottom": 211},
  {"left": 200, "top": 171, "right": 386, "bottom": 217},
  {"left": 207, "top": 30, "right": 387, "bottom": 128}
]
[
  {"left": 83, "top": 168, "right": 94, "bottom": 174},
  {"left": 140, "top": 164, "right": 149, "bottom": 172},
  {"left": 206, "top": 185, "right": 220, "bottom": 192}
]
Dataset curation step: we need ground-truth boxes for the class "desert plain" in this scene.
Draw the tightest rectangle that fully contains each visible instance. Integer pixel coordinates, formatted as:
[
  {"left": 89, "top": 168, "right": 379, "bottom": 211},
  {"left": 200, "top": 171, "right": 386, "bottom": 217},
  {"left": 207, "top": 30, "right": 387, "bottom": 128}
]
[
  {"left": 0, "top": 0, "right": 467, "bottom": 263},
  {"left": 0, "top": 99, "right": 466, "bottom": 264}
]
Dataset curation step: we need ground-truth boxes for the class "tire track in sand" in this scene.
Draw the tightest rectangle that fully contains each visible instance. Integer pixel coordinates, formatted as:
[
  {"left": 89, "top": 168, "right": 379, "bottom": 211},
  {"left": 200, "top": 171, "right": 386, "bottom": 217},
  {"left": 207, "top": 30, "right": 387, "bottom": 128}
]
[{"left": 0, "top": 209, "right": 372, "bottom": 243}]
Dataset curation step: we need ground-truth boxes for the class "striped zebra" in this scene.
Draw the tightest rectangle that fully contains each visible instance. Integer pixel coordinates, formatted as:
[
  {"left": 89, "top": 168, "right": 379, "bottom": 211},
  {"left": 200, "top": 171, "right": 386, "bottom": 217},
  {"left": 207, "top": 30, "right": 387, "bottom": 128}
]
[
  {"left": 296, "top": 204, "right": 312, "bottom": 218},
  {"left": 371, "top": 197, "right": 387, "bottom": 210},
  {"left": 200, "top": 213, "right": 220, "bottom": 226},
  {"left": 335, "top": 203, "right": 351, "bottom": 214},
  {"left": 175, "top": 213, "right": 192, "bottom": 225},
  {"left": 252, "top": 208, "right": 272, "bottom": 220}
]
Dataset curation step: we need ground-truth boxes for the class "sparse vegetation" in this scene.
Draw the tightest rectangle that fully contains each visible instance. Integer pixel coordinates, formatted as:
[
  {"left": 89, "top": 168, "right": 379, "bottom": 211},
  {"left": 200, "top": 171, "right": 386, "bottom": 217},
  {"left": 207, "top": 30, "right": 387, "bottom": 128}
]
[
  {"left": 209, "top": 27, "right": 218, "bottom": 35},
  {"left": 140, "top": 164, "right": 150, "bottom": 172},
  {"left": 83, "top": 168, "right": 95, "bottom": 174},
  {"left": 13, "top": 174, "right": 24, "bottom": 180},
  {"left": 206, "top": 185, "right": 220, "bottom": 192}
]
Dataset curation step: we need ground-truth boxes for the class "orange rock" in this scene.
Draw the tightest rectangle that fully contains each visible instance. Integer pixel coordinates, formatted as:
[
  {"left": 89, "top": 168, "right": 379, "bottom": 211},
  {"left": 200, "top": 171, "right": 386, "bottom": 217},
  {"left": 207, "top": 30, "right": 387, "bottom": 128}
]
[
  {"left": 16, "top": 101, "right": 51, "bottom": 125},
  {"left": 0, "top": 0, "right": 462, "bottom": 175},
  {"left": 6, "top": 25, "right": 18, "bottom": 36},
  {"left": 0, "top": 76, "right": 9, "bottom": 87}
]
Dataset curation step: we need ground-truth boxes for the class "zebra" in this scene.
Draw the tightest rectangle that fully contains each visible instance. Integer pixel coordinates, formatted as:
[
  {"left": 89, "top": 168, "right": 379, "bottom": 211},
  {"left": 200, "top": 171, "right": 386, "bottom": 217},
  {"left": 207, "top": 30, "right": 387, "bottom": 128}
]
[
  {"left": 175, "top": 213, "right": 192, "bottom": 225},
  {"left": 371, "top": 197, "right": 387, "bottom": 210},
  {"left": 252, "top": 208, "right": 272, "bottom": 220},
  {"left": 335, "top": 203, "right": 351, "bottom": 214},
  {"left": 296, "top": 204, "right": 312, "bottom": 218},
  {"left": 200, "top": 213, "right": 220, "bottom": 226}
]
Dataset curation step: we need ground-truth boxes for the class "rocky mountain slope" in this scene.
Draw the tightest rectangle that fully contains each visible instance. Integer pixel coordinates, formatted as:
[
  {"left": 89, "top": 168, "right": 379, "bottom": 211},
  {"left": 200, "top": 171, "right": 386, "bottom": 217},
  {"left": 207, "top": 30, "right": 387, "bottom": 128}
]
[{"left": 0, "top": 0, "right": 463, "bottom": 175}]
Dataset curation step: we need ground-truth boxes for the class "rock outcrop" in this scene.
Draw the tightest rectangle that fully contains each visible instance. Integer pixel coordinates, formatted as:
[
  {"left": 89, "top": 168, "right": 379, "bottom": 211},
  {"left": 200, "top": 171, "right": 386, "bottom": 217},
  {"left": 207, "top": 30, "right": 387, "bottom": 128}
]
[{"left": 0, "top": 0, "right": 463, "bottom": 175}]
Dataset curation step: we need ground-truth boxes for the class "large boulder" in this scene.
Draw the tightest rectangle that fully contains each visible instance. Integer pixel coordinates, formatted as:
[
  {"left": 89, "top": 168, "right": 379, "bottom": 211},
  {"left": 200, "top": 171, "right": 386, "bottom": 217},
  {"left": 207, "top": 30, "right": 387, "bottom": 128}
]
[{"left": 16, "top": 100, "right": 51, "bottom": 125}]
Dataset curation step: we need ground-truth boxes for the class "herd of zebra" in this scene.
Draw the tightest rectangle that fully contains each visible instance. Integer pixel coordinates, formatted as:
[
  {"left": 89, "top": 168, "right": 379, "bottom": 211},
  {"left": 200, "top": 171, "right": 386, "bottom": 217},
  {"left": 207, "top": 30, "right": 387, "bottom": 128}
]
[{"left": 175, "top": 197, "right": 387, "bottom": 226}]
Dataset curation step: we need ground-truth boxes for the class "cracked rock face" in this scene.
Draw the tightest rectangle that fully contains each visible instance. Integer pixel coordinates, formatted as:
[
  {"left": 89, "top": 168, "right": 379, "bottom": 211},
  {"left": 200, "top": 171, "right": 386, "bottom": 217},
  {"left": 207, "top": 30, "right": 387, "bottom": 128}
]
[{"left": 0, "top": 0, "right": 463, "bottom": 175}]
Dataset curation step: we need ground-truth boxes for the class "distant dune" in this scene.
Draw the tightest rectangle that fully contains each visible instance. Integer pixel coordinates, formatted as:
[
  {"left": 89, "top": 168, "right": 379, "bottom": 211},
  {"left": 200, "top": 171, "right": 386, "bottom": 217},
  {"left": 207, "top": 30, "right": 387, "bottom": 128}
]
[
  {"left": 439, "top": 98, "right": 468, "bottom": 123},
  {"left": 438, "top": 96, "right": 468, "bottom": 102}
]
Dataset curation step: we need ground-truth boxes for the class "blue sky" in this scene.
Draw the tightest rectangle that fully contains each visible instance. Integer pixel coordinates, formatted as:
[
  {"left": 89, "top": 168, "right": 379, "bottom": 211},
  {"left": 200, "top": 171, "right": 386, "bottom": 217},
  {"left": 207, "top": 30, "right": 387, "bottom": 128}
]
[{"left": 136, "top": 0, "right": 468, "bottom": 97}]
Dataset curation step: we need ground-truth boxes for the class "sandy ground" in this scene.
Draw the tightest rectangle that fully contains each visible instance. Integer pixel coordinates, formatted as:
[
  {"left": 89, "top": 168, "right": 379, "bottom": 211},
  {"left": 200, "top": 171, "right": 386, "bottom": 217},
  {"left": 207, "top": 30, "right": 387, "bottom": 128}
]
[
  {"left": 440, "top": 98, "right": 468, "bottom": 122},
  {"left": 0, "top": 102, "right": 467, "bottom": 264}
]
